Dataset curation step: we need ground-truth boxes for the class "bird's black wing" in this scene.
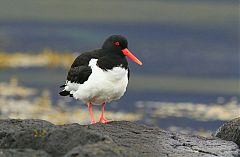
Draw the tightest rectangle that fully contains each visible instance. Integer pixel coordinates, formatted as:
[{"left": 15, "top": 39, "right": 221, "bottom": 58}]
[
  {"left": 59, "top": 49, "right": 100, "bottom": 97},
  {"left": 67, "top": 66, "right": 92, "bottom": 84},
  {"left": 59, "top": 49, "right": 101, "bottom": 88},
  {"left": 60, "top": 50, "right": 100, "bottom": 97},
  {"left": 59, "top": 66, "right": 92, "bottom": 97},
  {"left": 68, "top": 49, "right": 103, "bottom": 83}
]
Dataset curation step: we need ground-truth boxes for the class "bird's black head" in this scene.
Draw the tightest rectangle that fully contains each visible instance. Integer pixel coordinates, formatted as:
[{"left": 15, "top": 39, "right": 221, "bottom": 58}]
[
  {"left": 102, "top": 35, "right": 128, "bottom": 54},
  {"left": 102, "top": 35, "right": 142, "bottom": 65}
]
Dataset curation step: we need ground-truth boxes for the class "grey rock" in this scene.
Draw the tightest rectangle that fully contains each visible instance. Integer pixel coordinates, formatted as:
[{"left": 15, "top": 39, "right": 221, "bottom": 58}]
[
  {"left": 0, "top": 120, "right": 106, "bottom": 157},
  {"left": 64, "top": 141, "right": 141, "bottom": 157},
  {"left": 215, "top": 117, "right": 240, "bottom": 147},
  {"left": 0, "top": 119, "right": 239, "bottom": 157},
  {"left": 0, "top": 149, "right": 51, "bottom": 157}
]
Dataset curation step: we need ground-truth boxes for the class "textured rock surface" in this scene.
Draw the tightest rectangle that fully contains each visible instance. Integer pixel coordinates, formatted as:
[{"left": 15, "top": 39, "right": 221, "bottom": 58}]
[
  {"left": 0, "top": 149, "right": 51, "bottom": 157},
  {"left": 215, "top": 117, "right": 240, "bottom": 147},
  {"left": 0, "top": 119, "right": 239, "bottom": 157}
]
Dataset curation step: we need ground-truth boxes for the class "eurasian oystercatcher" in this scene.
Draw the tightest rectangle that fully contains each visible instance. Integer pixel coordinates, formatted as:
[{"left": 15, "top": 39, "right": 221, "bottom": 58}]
[{"left": 59, "top": 35, "right": 142, "bottom": 124}]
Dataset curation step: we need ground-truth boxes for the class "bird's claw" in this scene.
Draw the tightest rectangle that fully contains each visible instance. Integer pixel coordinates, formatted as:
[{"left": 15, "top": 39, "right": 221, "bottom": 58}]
[
  {"left": 99, "top": 118, "right": 112, "bottom": 124},
  {"left": 90, "top": 121, "right": 96, "bottom": 124}
]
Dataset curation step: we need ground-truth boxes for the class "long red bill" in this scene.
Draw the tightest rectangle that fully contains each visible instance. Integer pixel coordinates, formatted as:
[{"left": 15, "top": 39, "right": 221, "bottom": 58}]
[{"left": 121, "top": 48, "right": 143, "bottom": 65}]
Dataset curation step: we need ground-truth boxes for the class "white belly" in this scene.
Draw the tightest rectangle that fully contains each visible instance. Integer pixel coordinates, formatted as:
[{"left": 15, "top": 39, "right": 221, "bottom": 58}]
[{"left": 67, "top": 59, "right": 128, "bottom": 104}]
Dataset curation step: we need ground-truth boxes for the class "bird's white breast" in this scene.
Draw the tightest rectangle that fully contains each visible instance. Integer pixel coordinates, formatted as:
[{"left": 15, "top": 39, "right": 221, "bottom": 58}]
[{"left": 70, "top": 59, "right": 128, "bottom": 104}]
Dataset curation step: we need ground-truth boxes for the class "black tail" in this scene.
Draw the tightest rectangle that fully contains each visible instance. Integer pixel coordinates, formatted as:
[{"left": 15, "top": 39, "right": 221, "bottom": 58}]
[{"left": 59, "top": 90, "right": 73, "bottom": 97}]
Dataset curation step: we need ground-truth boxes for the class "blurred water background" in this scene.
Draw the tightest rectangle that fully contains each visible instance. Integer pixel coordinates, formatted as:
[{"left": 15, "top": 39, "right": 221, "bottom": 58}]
[{"left": 0, "top": 0, "right": 239, "bottom": 136}]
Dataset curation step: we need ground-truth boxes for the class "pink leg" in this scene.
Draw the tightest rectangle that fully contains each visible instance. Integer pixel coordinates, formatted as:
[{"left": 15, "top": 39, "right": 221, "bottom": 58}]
[
  {"left": 88, "top": 102, "right": 95, "bottom": 124},
  {"left": 99, "top": 102, "right": 112, "bottom": 123}
]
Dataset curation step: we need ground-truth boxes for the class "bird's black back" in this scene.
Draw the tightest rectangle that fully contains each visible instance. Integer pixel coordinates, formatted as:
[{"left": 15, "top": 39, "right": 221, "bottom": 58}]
[{"left": 71, "top": 49, "right": 103, "bottom": 68}]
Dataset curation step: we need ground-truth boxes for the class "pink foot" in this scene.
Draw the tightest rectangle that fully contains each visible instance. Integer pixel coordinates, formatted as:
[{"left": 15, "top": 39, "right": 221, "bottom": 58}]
[
  {"left": 91, "top": 121, "right": 96, "bottom": 124},
  {"left": 99, "top": 117, "right": 112, "bottom": 124},
  {"left": 98, "top": 102, "right": 112, "bottom": 123}
]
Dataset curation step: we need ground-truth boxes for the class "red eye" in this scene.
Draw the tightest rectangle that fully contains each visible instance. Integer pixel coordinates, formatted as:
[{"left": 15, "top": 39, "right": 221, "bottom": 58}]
[{"left": 114, "top": 41, "right": 120, "bottom": 46}]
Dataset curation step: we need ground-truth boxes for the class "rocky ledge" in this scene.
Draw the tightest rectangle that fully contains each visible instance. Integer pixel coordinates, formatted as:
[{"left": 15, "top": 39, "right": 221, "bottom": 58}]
[
  {"left": 0, "top": 119, "right": 239, "bottom": 157},
  {"left": 215, "top": 117, "right": 240, "bottom": 147}
]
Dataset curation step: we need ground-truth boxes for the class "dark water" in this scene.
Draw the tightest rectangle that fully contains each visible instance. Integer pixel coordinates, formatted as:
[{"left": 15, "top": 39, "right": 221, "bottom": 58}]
[{"left": 0, "top": 22, "right": 239, "bottom": 78}]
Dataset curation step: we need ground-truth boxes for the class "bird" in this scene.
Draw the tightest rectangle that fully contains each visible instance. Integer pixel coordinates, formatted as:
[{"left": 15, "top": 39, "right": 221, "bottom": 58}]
[{"left": 59, "top": 35, "right": 142, "bottom": 124}]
